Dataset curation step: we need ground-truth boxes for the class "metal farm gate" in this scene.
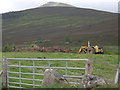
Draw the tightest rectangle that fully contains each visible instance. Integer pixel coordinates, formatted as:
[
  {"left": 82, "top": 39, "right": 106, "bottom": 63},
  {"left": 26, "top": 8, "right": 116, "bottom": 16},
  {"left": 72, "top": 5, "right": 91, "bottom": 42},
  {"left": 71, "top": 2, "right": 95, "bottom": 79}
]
[{"left": 2, "top": 58, "right": 92, "bottom": 88}]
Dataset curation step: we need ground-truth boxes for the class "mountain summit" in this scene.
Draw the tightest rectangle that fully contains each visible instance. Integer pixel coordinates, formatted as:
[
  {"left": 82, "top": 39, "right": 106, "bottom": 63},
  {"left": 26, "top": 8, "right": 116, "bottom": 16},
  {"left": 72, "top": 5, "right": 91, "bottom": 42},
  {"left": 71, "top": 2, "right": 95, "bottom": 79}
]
[{"left": 41, "top": 2, "right": 75, "bottom": 7}]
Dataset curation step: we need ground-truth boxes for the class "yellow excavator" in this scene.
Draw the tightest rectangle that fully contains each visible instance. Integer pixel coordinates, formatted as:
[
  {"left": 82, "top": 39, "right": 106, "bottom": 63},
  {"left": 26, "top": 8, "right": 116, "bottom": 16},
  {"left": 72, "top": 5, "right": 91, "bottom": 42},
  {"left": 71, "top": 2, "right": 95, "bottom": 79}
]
[{"left": 78, "top": 41, "right": 104, "bottom": 54}]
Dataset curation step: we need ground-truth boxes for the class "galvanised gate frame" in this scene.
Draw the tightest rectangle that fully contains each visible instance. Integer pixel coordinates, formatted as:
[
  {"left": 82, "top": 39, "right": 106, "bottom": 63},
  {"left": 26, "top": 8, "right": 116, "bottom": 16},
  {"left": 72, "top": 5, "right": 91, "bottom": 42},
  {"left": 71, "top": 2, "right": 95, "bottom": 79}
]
[{"left": 3, "top": 58, "right": 90, "bottom": 88}]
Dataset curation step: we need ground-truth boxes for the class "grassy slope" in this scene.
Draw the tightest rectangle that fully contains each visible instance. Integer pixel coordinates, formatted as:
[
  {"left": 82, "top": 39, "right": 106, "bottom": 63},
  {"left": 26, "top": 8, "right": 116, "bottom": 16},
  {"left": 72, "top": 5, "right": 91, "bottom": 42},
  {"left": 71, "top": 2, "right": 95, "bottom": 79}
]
[
  {"left": 2, "top": 7, "right": 118, "bottom": 46},
  {"left": 2, "top": 51, "right": 118, "bottom": 88}
]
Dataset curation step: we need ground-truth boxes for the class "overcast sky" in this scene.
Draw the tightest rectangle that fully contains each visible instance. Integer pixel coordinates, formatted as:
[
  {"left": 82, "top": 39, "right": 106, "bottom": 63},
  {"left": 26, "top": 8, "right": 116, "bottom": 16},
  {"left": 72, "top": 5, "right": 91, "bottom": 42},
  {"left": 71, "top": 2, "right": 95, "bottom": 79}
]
[{"left": 0, "top": 0, "right": 119, "bottom": 14}]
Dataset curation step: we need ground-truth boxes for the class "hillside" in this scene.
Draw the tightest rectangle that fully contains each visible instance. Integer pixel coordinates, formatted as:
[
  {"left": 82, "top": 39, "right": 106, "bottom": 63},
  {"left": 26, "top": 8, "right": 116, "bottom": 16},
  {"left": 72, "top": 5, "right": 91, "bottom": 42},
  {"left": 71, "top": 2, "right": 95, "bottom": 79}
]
[{"left": 2, "top": 2, "right": 118, "bottom": 46}]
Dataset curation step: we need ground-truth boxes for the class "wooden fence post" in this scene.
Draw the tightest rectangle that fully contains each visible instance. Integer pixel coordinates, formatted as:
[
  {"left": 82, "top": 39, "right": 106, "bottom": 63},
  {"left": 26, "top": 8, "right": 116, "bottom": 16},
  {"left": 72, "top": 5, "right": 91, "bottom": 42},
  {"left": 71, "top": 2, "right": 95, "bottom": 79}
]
[
  {"left": 2, "top": 58, "right": 7, "bottom": 87},
  {"left": 114, "top": 62, "right": 120, "bottom": 84},
  {"left": 0, "top": 70, "right": 3, "bottom": 89},
  {"left": 85, "top": 59, "right": 93, "bottom": 75}
]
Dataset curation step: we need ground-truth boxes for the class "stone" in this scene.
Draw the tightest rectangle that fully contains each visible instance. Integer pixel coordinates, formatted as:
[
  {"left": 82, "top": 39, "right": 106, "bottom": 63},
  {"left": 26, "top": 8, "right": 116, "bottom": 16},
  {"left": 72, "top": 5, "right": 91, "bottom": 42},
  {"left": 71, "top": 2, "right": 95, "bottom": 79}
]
[
  {"left": 42, "top": 69, "right": 68, "bottom": 86},
  {"left": 82, "top": 74, "right": 107, "bottom": 88}
]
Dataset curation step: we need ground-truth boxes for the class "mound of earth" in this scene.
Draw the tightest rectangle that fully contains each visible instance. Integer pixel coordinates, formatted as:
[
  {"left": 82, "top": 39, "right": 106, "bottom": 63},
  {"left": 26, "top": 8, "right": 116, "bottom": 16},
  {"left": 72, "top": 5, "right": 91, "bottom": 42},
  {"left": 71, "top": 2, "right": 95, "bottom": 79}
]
[{"left": 11, "top": 46, "right": 77, "bottom": 53}]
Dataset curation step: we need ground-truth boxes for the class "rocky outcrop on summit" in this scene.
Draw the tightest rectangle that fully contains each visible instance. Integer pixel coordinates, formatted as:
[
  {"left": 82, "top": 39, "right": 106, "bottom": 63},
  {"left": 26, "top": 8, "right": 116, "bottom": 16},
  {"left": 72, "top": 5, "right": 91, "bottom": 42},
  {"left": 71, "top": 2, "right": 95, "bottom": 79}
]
[{"left": 41, "top": 2, "right": 75, "bottom": 7}]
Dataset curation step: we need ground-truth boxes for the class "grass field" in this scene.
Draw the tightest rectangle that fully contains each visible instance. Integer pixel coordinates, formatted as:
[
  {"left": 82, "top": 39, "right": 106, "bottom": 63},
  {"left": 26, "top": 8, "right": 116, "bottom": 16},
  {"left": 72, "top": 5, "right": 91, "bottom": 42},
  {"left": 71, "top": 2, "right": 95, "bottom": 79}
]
[{"left": 2, "top": 48, "right": 118, "bottom": 88}]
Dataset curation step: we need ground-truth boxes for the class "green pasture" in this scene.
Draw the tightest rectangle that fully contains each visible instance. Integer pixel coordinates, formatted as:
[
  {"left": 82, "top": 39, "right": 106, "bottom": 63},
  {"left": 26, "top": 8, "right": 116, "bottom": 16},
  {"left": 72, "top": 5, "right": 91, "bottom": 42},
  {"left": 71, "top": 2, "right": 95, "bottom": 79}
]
[{"left": 2, "top": 51, "right": 118, "bottom": 88}]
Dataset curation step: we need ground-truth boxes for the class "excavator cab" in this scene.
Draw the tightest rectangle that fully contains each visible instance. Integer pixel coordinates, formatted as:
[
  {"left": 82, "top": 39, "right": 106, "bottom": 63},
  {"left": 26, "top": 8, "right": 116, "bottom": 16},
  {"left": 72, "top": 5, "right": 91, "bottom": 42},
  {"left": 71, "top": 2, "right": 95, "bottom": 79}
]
[{"left": 94, "top": 45, "right": 104, "bottom": 54}]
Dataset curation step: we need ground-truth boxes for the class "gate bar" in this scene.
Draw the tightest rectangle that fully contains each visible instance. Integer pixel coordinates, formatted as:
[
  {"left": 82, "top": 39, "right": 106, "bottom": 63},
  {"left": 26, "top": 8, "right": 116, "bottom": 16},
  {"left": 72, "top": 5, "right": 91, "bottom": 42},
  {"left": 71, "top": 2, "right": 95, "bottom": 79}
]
[{"left": 6, "top": 58, "right": 89, "bottom": 61}]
